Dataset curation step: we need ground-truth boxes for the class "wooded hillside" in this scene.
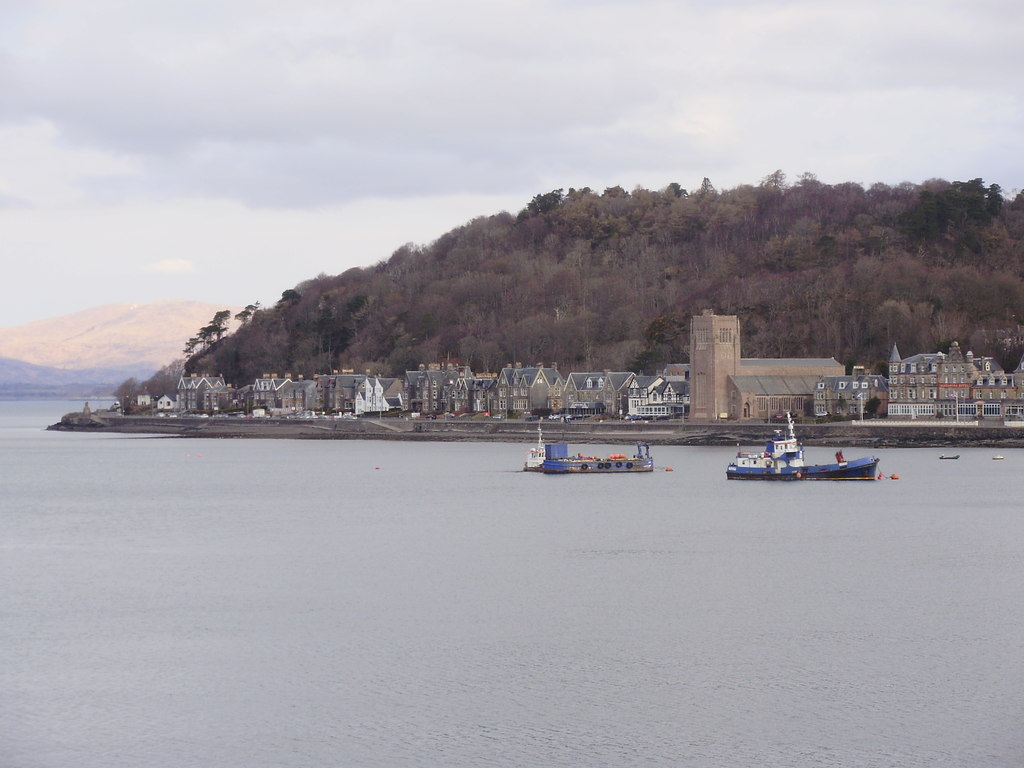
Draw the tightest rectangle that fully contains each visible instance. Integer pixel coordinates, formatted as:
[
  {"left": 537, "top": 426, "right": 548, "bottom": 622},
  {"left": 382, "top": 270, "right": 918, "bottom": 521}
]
[{"left": 188, "top": 174, "right": 1024, "bottom": 384}]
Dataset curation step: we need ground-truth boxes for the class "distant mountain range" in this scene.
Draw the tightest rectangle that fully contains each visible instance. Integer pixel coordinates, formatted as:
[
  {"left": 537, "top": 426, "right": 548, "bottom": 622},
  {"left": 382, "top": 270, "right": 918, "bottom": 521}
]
[
  {"left": 0, "top": 357, "right": 148, "bottom": 398},
  {"left": 0, "top": 301, "right": 240, "bottom": 398}
]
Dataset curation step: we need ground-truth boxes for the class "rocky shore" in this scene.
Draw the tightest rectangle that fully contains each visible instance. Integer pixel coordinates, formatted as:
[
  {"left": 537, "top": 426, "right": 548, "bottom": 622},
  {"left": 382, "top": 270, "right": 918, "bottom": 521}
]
[{"left": 47, "top": 410, "right": 1024, "bottom": 448}]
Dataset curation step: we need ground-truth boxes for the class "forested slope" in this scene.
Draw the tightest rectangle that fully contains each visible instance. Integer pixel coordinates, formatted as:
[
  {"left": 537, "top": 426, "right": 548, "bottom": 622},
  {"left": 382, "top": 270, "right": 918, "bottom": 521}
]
[{"left": 188, "top": 174, "right": 1024, "bottom": 384}]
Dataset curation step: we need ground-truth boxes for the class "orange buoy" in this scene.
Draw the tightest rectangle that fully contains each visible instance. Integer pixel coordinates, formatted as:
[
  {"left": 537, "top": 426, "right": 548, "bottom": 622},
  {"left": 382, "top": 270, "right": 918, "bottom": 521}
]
[
  {"left": 665, "top": 467, "right": 674, "bottom": 472},
  {"left": 890, "top": 473, "right": 900, "bottom": 480}
]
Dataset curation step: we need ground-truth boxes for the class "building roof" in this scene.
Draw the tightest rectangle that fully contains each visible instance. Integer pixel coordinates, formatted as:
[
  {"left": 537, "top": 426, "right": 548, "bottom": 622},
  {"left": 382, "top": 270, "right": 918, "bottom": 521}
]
[
  {"left": 819, "top": 375, "right": 889, "bottom": 392},
  {"left": 729, "top": 375, "right": 822, "bottom": 396},
  {"left": 631, "top": 374, "right": 661, "bottom": 389},
  {"left": 565, "top": 371, "right": 634, "bottom": 390},
  {"left": 740, "top": 358, "right": 841, "bottom": 368},
  {"left": 178, "top": 374, "right": 226, "bottom": 389},
  {"left": 661, "top": 363, "right": 690, "bottom": 377},
  {"left": 897, "top": 352, "right": 945, "bottom": 366},
  {"left": 497, "top": 366, "right": 562, "bottom": 387}
]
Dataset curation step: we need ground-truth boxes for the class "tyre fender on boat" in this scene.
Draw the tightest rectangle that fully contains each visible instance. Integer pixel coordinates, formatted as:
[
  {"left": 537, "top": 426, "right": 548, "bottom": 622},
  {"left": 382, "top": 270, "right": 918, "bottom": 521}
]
[{"left": 581, "top": 463, "right": 589, "bottom": 471}]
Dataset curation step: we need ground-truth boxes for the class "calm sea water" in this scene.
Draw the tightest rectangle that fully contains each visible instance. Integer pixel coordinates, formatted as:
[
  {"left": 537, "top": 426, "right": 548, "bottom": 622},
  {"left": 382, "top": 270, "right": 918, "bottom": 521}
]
[{"left": 2, "top": 401, "right": 1023, "bottom": 767}]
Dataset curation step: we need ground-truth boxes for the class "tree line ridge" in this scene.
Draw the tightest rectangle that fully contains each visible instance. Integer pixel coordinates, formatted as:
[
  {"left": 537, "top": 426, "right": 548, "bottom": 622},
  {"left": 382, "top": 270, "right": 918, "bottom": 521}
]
[{"left": 174, "top": 174, "right": 1023, "bottom": 390}]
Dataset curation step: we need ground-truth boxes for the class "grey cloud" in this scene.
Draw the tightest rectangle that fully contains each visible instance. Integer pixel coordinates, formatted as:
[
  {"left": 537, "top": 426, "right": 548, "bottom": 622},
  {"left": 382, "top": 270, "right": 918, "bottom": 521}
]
[
  {"left": 2, "top": 0, "right": 1022, "bottom": 209},
  {"left": 0, "top": 192, "right": 32, "bottom": 209}
]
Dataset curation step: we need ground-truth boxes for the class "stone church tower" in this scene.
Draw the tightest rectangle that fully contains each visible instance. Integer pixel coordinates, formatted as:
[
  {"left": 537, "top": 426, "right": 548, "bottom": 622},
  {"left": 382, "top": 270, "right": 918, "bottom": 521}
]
[{"left": 690, "top": 310, "right": 740, "bottom": 421}]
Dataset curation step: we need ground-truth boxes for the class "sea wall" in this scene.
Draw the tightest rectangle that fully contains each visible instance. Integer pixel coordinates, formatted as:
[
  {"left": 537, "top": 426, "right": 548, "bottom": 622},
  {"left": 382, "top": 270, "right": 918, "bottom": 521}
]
[{"left": 47, "top": 411, "right": 1024, "bottom": 448}]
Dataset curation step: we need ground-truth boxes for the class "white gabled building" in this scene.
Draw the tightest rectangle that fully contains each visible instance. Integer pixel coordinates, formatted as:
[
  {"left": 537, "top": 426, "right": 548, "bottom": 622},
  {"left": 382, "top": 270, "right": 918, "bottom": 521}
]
[
  {"left": 252, "top": 374, "right": 293, "bottom": 410},
  {"left": 176, "top": 373, "right": 226, "bottom": 411},
  {"left": 628, "top": 373, "right": 690, "bottom": 418},
  {"left": 354, "top": 376, "right": 404, "bottom": 415}
]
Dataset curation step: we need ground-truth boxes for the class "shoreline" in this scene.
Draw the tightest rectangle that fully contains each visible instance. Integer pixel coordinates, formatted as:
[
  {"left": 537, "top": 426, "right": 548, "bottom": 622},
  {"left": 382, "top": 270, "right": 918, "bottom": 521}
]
[{"left": 47, "top": 412, "right": 1024, "bottom": 448}]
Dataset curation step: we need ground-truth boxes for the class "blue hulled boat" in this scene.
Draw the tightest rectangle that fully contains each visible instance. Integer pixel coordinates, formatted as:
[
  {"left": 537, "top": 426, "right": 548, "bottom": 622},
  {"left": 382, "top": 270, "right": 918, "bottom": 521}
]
[
  {"left": 726, "top": 413, "right": 879, "bottom": 481},
  {"left": 540, "top": 442, "right": 654, "bottom": 474}
]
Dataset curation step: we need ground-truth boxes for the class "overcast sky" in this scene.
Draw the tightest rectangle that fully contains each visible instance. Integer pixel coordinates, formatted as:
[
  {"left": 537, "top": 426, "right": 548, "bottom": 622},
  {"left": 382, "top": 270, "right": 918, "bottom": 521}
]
[{"left": 1, "top": 0, "right": 1021, "bottom": 327}]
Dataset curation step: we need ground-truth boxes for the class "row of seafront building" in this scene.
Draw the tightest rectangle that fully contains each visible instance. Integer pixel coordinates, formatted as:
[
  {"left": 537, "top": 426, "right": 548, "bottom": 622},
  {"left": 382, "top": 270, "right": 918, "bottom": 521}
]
[
  {"left": 167, "top": 364, "right": 691, "bottom": 419},
  {"left": 887, "top": 340, "right": 1024, "bottom": 420},
  {"left": 152, "top": 311, "right": 1024, "bottom": 423}
]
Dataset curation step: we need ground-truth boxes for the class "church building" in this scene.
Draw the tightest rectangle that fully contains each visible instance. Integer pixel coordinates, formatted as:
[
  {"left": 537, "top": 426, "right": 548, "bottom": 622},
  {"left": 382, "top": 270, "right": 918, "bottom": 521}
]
[{"left": 689, "top": 310, "right": 844, "bottom": 421}]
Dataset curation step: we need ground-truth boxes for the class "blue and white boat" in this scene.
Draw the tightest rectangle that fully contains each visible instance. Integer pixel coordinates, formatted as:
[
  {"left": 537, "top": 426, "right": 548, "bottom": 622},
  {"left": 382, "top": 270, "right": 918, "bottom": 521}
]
[
  {"left": 539, "top": 441, "right": 654, "bottom": 474},
  {"left": 726, "top": 413, "right": 878, "bottom": 481}
]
